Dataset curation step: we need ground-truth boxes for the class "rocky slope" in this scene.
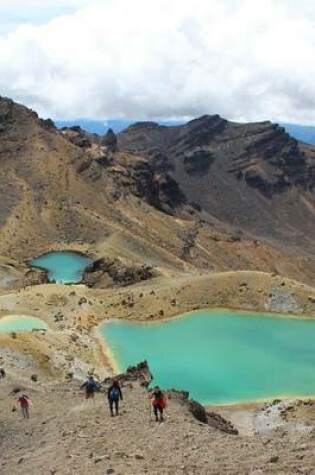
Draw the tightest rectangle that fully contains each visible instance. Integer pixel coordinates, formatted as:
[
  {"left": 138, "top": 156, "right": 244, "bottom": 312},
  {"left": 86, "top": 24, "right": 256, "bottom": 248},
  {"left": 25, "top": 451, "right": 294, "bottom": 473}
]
[
  {"left": 0, "top": 96, "right": 189, "bottom": 271},
  {"left": 2, "top": 364, "right": 315, "bottom": 475},
  {"left": 118, "top": 115, "right": 315, "bottom": 251}
]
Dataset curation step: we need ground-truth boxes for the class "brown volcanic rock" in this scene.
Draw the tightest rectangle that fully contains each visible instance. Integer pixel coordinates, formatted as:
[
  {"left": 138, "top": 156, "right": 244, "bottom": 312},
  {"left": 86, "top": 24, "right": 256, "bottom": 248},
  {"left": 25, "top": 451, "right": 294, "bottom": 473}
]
[
  {"left": 166, "top": 389, "right": 238, "bottom": 434},
  {"left": 182, "top": 148, "right": 215, "bottom": 175},
  {"left": 101, "top": 127, "right": 117, "bottom": 151},
  {"left": 103, "top": 360, "right": 153, "bottom": 386},
  {"left": 117, "top": 115, "right": 226, "bottom": 170},
  {"left": 82, "top": 257, "right": 156, "bottom": 288},
  {"left": 118, "top": 115, "right": 315, "bottom": 249},
  {"left": 60, "top": 125, "right": 93, "bottom": 148},
  {"left": 77, "top": 149, "right": 187, "bottom": 214}
]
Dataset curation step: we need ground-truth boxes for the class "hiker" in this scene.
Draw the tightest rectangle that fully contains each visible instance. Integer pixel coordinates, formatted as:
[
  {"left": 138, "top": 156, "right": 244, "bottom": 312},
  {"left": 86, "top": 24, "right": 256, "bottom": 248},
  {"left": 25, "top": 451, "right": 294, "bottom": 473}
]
[
  {"left": 17, "top": 393, "right": 32, "bottom": 418},
  {"left": 80, "top": 375, "right": 97, "bottom": 401},
  {"left": 150, "top": 386, "right": 167, "bottom": 422},
  {"left": 107, "top": 379, "right": 123, "bottom": 416},
  {"left": 0, "top": 368, "right": 6, "bottom": 379}
]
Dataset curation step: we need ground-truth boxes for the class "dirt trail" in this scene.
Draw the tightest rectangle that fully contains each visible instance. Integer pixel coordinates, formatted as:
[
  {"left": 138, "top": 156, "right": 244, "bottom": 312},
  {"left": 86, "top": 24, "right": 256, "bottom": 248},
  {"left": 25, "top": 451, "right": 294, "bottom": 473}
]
[{"left": 2, "top": 374, "right": 315, "bottom": 475}]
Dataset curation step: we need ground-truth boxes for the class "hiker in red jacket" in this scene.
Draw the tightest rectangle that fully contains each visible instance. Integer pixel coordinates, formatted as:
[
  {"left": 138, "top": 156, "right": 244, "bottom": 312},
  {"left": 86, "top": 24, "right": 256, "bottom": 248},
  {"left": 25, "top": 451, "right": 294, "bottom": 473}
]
[
  {"left": 150, "top": 386, "right": 167, "bottom": 422},
  {"left": 17, "top": 394, "right": 32, "bottom": 418}
]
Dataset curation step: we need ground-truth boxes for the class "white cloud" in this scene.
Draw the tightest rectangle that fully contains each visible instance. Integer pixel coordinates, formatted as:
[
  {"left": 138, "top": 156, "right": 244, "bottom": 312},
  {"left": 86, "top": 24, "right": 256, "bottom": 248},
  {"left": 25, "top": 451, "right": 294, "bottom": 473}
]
[{"left": 0, "top": 0, "right": 314, "bottom": 123}]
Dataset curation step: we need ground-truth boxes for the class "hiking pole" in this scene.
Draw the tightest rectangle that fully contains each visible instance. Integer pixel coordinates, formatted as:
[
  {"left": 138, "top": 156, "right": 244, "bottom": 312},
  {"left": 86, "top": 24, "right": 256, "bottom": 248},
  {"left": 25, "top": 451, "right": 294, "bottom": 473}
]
[
  {"left": 149, "top": 400, "right": 152, "bottom": 421},
  {"left": 147, "top": 390, "right": 152, "bottom": 422}
]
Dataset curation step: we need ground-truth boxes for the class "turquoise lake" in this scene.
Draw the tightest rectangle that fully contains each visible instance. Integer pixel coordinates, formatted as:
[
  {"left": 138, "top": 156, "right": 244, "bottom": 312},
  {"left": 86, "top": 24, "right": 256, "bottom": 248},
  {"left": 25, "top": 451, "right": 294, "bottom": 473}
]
[
  {"left": 0, "top": 315, "right": 49, "bottom": 333},
  {"left": 100, "top": 310, "right": 315, "bottom": 404},
  {"left": 29, "top": 251, "right": 91, "bottom": 284}
]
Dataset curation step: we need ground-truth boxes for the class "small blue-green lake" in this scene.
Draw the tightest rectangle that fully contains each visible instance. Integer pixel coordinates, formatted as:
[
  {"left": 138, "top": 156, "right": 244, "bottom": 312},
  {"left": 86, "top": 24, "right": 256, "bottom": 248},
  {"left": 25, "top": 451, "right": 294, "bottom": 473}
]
[
  {"left": 100, "top": 309, "right": 315, "bottom": 404},
  {"left": 0, "top": 315, "right": 49, "bottom": 333},
  {"left": 29, "top": 251, "right": 91, "bottom": 284}
]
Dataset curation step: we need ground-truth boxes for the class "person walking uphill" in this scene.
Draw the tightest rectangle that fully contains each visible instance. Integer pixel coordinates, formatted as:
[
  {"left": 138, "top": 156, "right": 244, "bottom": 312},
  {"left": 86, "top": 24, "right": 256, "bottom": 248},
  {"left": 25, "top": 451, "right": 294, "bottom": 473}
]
[
  {"left": 17, "top": 393, "right": 32, "bottom": 419},
  {"left": 107, "top": 380, "right": 123, "bottom": 416},
  {"left": 80, "top": 375, "right": 97, "bottom": 402},
  {"left": 150, "top": 386, "right": 167, "bottom": 422}
]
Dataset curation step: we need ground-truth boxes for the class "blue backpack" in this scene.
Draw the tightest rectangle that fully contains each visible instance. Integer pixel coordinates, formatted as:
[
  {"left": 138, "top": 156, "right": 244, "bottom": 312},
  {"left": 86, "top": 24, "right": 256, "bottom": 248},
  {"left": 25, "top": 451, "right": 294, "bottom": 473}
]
[{"left": 110, "top": 386, "right": 120, "bottom": 400}]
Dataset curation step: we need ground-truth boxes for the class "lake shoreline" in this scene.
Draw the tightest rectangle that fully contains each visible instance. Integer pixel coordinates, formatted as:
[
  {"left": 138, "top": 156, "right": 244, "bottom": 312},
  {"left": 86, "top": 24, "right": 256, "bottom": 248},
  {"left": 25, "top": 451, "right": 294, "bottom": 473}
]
[
  {"left": 94, "top": 328, "right": 121, "bottom": 374},
  {"left": 28, "top": 251, "right": 92, "bottom": 284},
  {"left": 98, "top": 325, "right": 315, "bottom": 407},
  {"left": 97, "top": 308, "right": 315, "bottom": 406},
  {"left": 96, "top": 305, "right": 315, "bottom": 329},
  {"left": 0, "top": 314, "right": 49, "bottom": 333}
]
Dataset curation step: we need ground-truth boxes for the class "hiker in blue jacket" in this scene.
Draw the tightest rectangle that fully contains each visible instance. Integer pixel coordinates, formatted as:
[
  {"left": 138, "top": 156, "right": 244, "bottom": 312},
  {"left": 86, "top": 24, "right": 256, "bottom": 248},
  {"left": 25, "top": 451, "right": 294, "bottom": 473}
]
[
  {"left": 80, "top": 375, "right": 97, "bottom": 402},
  {"left": 107, "top": 379, "right": 123, "bottom": 416}
]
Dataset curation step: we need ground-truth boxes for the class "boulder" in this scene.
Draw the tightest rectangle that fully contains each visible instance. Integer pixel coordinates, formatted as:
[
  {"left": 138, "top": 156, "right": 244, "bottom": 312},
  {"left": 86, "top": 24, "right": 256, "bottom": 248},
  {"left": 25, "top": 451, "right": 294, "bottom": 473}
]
[
  {"left": 101, "top": 128, "right": 117, "bottom": 152},
  {"left": 188, "top": 399, "right": 208, "bottom": 424},
  {"left": 82, "top": 257, "right": 155, "bottom": 288},
  {"left": 103, "top": 360, "right": 153, "bottom": 387}
]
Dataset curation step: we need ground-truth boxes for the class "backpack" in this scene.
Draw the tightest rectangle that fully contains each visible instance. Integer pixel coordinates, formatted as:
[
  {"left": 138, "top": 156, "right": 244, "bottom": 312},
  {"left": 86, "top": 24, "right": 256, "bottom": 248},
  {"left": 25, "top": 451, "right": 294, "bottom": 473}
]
[
  {"left": 110, "top": 386, "right": 120, "bottom": 400},
  {"left": 86, "top": 380, "right": 96, "bottom": 393}
]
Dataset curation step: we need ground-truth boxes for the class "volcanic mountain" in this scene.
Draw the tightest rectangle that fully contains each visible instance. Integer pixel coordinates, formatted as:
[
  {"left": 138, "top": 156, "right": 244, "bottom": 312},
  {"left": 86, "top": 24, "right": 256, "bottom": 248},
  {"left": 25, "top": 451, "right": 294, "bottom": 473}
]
[
  {"left": 0, "top": 96, "right": 314, "bottom": 288},
  {"left": 118, "top": 115, "right": 315, "bottom": 252}
]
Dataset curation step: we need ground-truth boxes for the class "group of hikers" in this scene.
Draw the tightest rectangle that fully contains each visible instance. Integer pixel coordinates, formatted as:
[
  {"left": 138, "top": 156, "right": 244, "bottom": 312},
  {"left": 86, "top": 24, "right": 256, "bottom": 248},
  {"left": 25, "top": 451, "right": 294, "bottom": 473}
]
[
  {"left": 80, "top": 375, "right": 167, "bottom": 422},
  {"left": 8, "top": 373, "right": 167, "bottom": 422}
]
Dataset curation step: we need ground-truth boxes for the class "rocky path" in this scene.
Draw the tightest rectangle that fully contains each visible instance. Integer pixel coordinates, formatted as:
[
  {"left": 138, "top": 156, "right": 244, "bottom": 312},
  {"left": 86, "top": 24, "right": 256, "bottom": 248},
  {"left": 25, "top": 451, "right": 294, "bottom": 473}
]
[{"left": 2, "top": 375, "right": 315, "bottom": 474}]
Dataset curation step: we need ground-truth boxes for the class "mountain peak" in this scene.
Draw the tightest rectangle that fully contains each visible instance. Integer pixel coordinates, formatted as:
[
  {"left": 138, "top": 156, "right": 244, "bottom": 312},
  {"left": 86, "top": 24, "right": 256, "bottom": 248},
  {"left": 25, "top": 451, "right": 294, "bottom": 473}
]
[{"left": 118, "top": 113, "right": 315, "bottom": 249}]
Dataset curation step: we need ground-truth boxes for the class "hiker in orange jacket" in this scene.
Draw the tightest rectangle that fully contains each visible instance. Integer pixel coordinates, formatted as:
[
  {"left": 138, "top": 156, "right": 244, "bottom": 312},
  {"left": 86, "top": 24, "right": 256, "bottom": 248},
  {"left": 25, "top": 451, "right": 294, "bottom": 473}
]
[{"left": 150, "top": 386, "right": 167, "bottom": 422}]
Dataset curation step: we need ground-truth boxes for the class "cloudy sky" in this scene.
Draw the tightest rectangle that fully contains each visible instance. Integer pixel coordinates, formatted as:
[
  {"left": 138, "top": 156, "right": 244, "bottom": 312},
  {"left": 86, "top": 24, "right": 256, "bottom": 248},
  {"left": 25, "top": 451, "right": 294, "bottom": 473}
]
[{"left": 0, "top": 0, "right": 314, "bottom": 123}]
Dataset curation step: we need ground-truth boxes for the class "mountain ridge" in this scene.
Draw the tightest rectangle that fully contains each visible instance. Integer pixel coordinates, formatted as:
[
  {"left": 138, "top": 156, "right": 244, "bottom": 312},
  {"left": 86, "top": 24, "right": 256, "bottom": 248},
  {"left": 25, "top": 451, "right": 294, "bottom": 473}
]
[
  {"left": 118, "top": 114, "right": 315, "bottom": 251},
  {"left": 55, "top": 117, "right": 315, "bottom": 145}
]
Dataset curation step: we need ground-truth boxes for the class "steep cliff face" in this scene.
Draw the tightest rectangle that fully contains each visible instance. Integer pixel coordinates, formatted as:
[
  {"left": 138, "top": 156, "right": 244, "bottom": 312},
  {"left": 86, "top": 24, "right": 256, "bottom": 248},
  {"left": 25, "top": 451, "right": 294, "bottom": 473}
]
[
  {"left": 118, "top": 115, "right": 315, "bottom": 248},
  {"left": 74, "top": 150, "right": 187, "bottom": 214},
  {"left": 119, "top": 115, "right": 314, "bottom": 195}
]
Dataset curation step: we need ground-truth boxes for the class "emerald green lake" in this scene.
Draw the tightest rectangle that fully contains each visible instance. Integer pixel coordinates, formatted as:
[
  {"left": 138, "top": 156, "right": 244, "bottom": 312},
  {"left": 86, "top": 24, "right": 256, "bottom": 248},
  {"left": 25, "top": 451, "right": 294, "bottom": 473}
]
[
  {"left": 0, "top": 315, "right": 49, "bottom": 333},
  {"left": 29, "top": 251, "right": 91, "bottom": 284},
  {"left": 100, "top": 310, "right": 315, "bottom": 404}
]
